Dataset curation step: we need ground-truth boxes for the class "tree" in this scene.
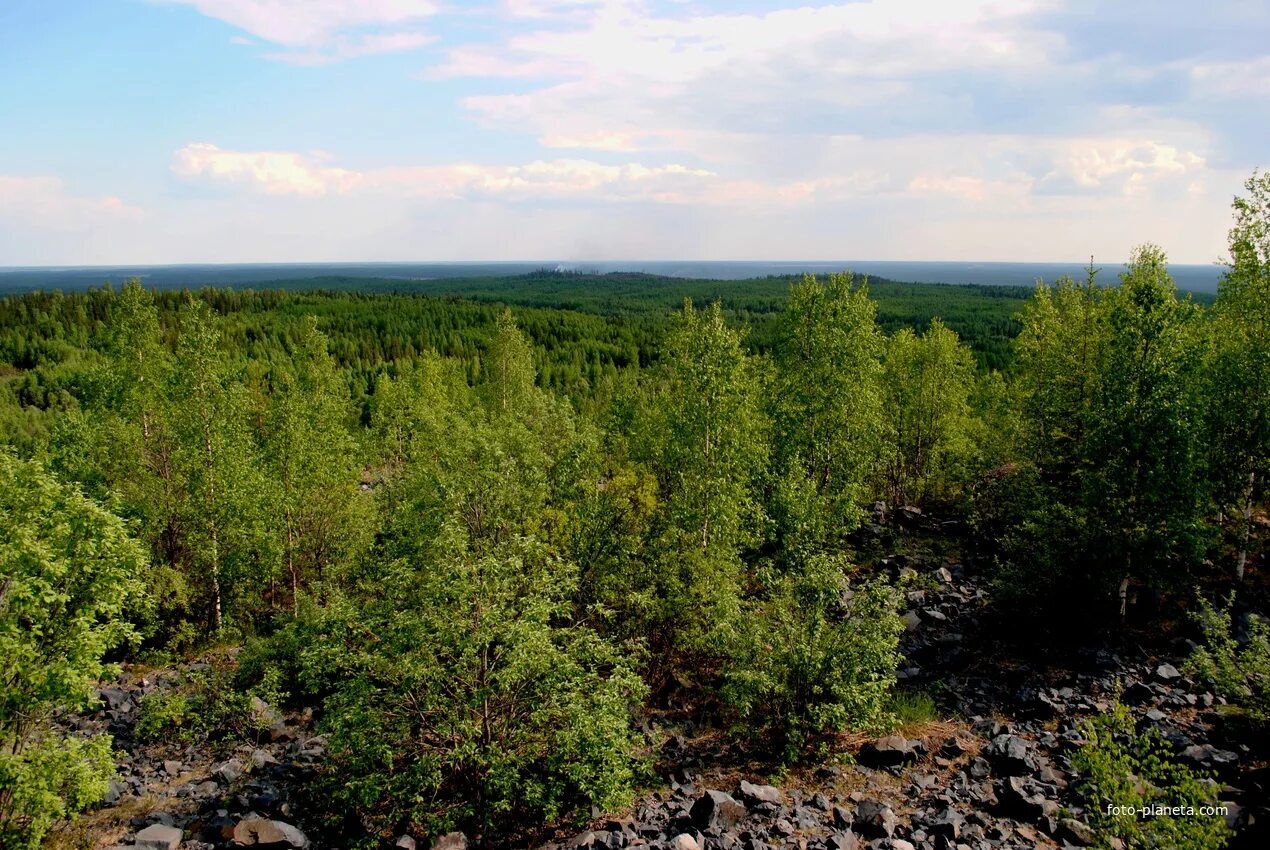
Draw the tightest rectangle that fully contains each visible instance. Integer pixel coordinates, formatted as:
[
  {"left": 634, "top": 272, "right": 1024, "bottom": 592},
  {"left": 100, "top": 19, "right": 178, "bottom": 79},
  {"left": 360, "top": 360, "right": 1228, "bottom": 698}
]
[
  {"left": 481, "top": 308, "right": 536, "bottom": 418},
  {"left": 169, "top": 298, "right": 268, "bottom": 631},
  {"left": 654, "top": 301, "right": 768, "bottom": 652},
  {"left": 1207, "top": 172, "right": 1270, "bottom": 579},
  {"left": 660, "top": 300, "right": 767, "bottom": 556},
  {"left": 1014, "top": 263, "right": 1106, "bottom": 481},
  {"left": 880, "top": 319, "right": 975, "bottom": 506},
  {"left": 0, "top": 454, "right": 146, "bottom": 849},
  {"left": 263, "top": 318, "right": 368, "bottom": 608},
  {"left": 770, "top": 274, "right": 884, "bottom": 553},
  {"left": 1082, "top": 246, "right": 1207, "bottom": 615}
]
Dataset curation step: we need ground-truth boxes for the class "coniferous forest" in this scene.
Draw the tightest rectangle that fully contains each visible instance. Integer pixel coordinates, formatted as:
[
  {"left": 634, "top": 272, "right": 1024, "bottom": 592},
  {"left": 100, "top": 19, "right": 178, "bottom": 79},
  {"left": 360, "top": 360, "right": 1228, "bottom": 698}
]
[{"left": 2, "top": 173, "right": 1269, "bottom": 850}]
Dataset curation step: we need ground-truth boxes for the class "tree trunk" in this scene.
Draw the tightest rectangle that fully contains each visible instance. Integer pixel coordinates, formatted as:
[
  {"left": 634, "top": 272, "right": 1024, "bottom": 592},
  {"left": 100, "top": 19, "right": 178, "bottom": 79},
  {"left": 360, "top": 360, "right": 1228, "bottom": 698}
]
[{"left": 1237, "top": 469, "right": 1255, "bottom": 581}]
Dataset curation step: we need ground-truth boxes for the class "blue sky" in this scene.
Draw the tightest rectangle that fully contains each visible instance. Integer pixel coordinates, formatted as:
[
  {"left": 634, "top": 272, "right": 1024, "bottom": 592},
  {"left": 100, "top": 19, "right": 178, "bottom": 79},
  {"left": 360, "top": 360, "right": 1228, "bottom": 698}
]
[{"left": 0, "top": 0, "right": 1266, "bottom": 265}]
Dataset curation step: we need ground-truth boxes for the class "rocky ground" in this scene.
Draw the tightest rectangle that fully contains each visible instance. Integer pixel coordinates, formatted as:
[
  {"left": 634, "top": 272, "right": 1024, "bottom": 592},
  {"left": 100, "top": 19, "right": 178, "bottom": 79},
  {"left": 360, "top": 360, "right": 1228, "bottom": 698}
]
[{"left": 54, "top": 514, "right": 1267, "bottom": 850}]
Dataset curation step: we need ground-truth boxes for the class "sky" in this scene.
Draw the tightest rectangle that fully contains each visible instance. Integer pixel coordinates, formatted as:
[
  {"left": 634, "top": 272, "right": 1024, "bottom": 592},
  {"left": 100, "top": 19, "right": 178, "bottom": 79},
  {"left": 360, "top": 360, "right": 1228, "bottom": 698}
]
[{"left": 0, "top": 0, "right": 1266, "bottom": 265}]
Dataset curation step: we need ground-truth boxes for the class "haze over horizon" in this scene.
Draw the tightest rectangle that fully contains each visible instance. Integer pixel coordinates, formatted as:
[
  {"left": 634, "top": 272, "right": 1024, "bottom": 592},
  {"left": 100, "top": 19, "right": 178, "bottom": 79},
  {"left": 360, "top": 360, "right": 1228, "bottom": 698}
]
[{"left": 2, "top": 0, "right": 1266, "bottom": 266}]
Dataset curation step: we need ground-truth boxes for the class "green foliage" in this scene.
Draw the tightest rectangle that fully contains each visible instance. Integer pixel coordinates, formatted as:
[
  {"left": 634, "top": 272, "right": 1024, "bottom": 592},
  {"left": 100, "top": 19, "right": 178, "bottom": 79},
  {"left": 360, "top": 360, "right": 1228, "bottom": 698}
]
[
  {"left": 880, "top": 319, "right": 976, "bottom": 506},
  {"left": 0, "top": 733, "right": 115, "bottom": 850},
  {"left": 315, "top": 533, "right": 647, "bottom": 840},
  {"left": 1185, "top": 596, "right": 1270, "bottom": 723},
  {"left": 722, "top": 557, "right": 902, "bottom": 761},
  {"left": 135, "top": 690, "right": 193, "bottom": 742},
  {"left": 1073, "top": 698, "right": 1229, "bottom": 850},
  {"left": 0, "top": 453, "right": 145, "bottom": 847},
  {"left": 135, "top": 664, "right": 282, "bottom": 744},
  {"left": 770, "top": 274, "right": 884, "bottom": 553}
]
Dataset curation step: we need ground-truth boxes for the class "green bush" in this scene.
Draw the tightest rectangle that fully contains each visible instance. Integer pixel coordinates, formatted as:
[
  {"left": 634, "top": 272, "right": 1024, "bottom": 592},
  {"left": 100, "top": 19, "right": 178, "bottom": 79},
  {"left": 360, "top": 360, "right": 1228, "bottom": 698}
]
[
  {"left": 1072, "top": 698, "right": 1229, "bottom": 850},
  {"left": 315, "top": 534, "right": 648, "bottom": 840},
  {"left": 722, "top": 556, "right": 902, "bottom": 761},
  {"left": 135, "top": 664, "right": 284, "bottom": 744},
  {"left": 1185, "top": 595, "right": 1270, "bottom": 723},
  {"left": 0, "top": 454, "right": 145, "bottom": 847},
  {"left": 0, "top": 734, "right": 115, "bottom": 850},
  {"left": 135, "top": 690, "right": 193, "bottom": 742}
]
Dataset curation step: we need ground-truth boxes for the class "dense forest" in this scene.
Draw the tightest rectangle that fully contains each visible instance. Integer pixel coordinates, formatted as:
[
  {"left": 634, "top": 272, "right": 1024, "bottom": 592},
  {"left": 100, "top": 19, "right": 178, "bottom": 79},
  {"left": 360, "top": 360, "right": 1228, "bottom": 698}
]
[{"left": 1, "top": 173, "right": 1268, "bottom": 850}]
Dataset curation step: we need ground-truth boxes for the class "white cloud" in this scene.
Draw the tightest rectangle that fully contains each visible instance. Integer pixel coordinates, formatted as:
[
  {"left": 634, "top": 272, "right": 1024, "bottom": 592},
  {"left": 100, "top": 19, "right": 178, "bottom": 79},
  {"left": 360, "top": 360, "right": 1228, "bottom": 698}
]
[
  {"left": 441, "top": 0, "right": 1062, "bottom": 150},
  {"left": 0, "top": 175, "right": 143, "bottom": 230},
  {"left": 156, "top": 0, "right": 439, "bottom": 60},
  {"left": 171, "top": 142, "right": 722, "bottom": 203},
  {"left": 172, "top": 143, "right": 364, "bottom": 195}
]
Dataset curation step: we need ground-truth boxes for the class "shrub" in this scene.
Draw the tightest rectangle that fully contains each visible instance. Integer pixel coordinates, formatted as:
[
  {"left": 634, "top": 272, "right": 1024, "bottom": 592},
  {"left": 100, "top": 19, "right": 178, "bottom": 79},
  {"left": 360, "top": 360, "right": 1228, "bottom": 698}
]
[
  {"left": 316, "top": 533, "right": 648, "bottom": 841},
  {"left": 1185, "top": 595, "right": 1270, "bottom": 723},
  {"left": 135, "top": 690, "right": 192, "bottom": 742},
  {"left": 722, "top": 556, "right": 902, "bottom": 761},
  {"left": 1072, "top": 698, "right": 1229, "bottom": 850},
  {"left": 0, "top": 454, "right": 145, "bottom": 847},
  {"left": 0, "top": 734, "right": 114, "bottom": 850}
]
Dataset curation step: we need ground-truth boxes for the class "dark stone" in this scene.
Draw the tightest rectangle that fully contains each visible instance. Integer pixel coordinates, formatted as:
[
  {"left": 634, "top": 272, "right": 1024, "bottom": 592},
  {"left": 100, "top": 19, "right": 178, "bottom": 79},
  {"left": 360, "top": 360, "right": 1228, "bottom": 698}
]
[
  {"left": 737, "top": 780, "right": 781, "bottom": 806},
  {"left": 929, "top": 807, "right": 964, "bottom": 839},
  {"left": 984, "top": 735, "right": 1035, "bottom": 776},
  {"left": 859, "top": 735, "right": 917, "bottom": 768},
  {"left": 690, "top": 790, "right": 747, "bottom": 834},
  {"left": 852, "top": 800, "right": 896, "bottom": 839}
]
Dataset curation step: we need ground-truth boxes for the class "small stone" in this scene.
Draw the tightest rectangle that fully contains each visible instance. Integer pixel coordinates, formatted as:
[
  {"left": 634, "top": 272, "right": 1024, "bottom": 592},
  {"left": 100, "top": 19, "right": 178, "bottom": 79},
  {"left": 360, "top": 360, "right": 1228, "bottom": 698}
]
[
  {"left": 690, "top": 790, "right": 747, "bottom": 833},
  {"left": 135, "top": 824, "right": 182, "bottom": 850},
  {"left": 395, "top": 837, "right": 417, "bottom": 850},
  {"left": 250, "top": 749, "right": 278, "bottom": 770},
  {"left": 859, "top": 735, "right": 916, "bottom": 768},
  {"left": 433, "top": 832, "right": 468, "bottom": 850},
  {"left": 1057, "top": 818, "right": 1096, "bottom": 846},
  {"left": 826, "top": 832, "right": 859, "bottom": 850},
  {"left": 852, "top": 800, "right": 896, "bottom": 839},
  {"left": 231, "top": 818, "right": 309, "bottom": 848},
  {"left": 737, "top": 780, "right": 781, "bottom": 805},
  {"left": 1155, "top": 663, "right": 1182, "bottom": 682},
  {"left": 669, "top": 834, "right": 699, "bottom": 850}
]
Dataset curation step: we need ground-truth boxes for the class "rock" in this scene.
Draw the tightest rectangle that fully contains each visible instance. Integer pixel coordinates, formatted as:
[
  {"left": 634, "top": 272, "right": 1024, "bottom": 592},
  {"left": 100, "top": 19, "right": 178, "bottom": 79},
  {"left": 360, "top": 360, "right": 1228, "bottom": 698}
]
[
  {"left": 433, "top": 832, "right": 468, "bottom": 850},
  {"left": 825, "top": 833, "right": 859, "bottom": 850},
  {"left": 1123, "top": 681, "right": 1154, "bottom": 704},
  {"left": 104, "top": 778, "right": 128, "bottom": 805},
  {"left": 940, "top": 731, "right": 975, "bottom": 758},
  {"left": 212, "top": 759, "right": 245, "bottom": 785},
  {"left": 250, "top": 749, "right": 278, "bottom": 770},
  {"left": 984, "top": 734, "right": 1036, "bottom": 776},
  {"left": 565, "top": 831, "right": 610, "bottom": 850},
  {"left": 135, "top": 824, "right": 183, "bottom": 850},
  {"left": 268, "top": 721, "right": 296, "bottom": 743},
  {"left": 859, "top": 735, "right": 917, "bottom": 768},
  {"left": 669, "top": 834, "right": 700, "bottom": 850},
  {"left": 902, "top": 611, "right": 922, "bottom": 632},
  {"left": 929, "top": 806, "right": 964, "bottom": 839},
  {"left": 852, "top": 800, "right": 896, "bottom": 839},
  {"left": 1057, "top": 818, "right": 1096, "bottom": 846},
  {"left": 935, "top": 566, "right": 953, "bottom": 585},
  {"left": 690, "top": 790, "right": 747, "bottom": 833},
  {"left": 1155, "top": 663, "right": 1182, "bottom": 682},
  {"left": 99, "top": 687, "right": 134, "bottom": 713},
  {"left": 231, "top": 818, "right": 310, "bottom": 848},
  {"left": 395, "top": 837, "right": 417, "bottom": 850},
  {"left": 737, "top": 780, "right": 782, "bottom": 805},
  {"left": 163, "top": 759, "right": 183, "bottom": 776}
]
